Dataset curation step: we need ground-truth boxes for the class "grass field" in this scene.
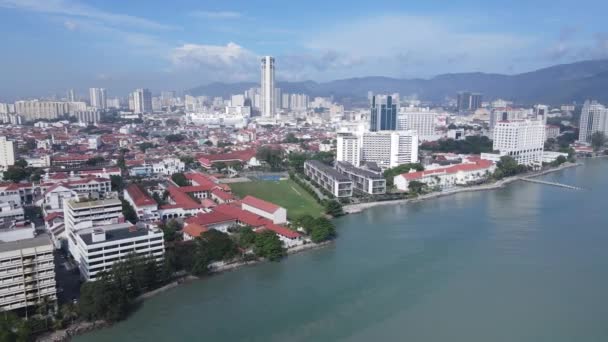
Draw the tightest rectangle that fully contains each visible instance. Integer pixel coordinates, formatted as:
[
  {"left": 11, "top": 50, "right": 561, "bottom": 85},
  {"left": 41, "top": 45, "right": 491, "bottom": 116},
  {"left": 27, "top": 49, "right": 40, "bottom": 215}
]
[{"left": 230, "top": 179, "right": 324, "bottom": 219}]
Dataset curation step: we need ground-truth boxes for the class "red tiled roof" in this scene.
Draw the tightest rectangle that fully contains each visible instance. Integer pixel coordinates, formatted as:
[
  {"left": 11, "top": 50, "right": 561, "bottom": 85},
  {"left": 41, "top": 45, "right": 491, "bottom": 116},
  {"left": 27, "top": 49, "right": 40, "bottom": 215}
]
[
  {"left": 166, "top": 185, "right": 203, "bottom": 210},
  {"left": 262, "top": 223, "right": 301, "bottom": 239},
  {"left": 44, "top": 212, "right": 63, "bottom": 222},
  {"left": 183, "top": 223, "right": 208, "bottom": 238},
  {"left": 185, "top": 211, "right": 236, "bottom": 226},
  {"left": 126, "top": 184, "right": 157, "bottom": 207},
  {"left": 211, "top": 188, "right": 234, "bottom": 201},
  {"left": 241, "top": 195, "right": 281, "bottom": 214},
  {"left": 198, "top": 149, "right": 256, "bottom": 167},
  {"left": 214, "top": 204, "right": 268, "bottom": 227},
  {"left": 399, "top": 159, "right": 494, "bottom": 181}
]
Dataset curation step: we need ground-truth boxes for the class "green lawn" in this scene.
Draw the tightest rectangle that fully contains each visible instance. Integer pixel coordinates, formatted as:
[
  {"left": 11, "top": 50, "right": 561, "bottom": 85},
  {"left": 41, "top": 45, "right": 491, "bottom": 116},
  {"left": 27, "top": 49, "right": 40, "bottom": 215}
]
[{"left": 230, "top": 180, "right": 324, "bottom": 219}]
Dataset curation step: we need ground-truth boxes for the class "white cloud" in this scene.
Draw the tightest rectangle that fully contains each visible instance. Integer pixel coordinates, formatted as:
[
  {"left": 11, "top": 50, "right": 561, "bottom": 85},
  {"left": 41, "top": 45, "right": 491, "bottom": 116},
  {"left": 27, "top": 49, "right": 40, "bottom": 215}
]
[
  {"left": 190, "top": 11, "right": 242, "bottom": 19},
  {"left": 0, "top": 0, "right": 176, "bottom": 30},
  {"left": 63, "top": 20, "right": 77, "bottom": 31},
  {"left": 169, "top": 42, "right": 258, "bottom": 81},
  {"left": 302, "top": 15, "right": 538, "bottom": 77}
]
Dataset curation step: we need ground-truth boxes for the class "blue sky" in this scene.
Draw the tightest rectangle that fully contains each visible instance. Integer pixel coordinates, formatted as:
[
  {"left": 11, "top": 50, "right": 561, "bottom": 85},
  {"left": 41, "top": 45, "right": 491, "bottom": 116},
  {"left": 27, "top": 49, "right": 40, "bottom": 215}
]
[{"left": 1, "top": 0, "right": 607, "bottom": 100}]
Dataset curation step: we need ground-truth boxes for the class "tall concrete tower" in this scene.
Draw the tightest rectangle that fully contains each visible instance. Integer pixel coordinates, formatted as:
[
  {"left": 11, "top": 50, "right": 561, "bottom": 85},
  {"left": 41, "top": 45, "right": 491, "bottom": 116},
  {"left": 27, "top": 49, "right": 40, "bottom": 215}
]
[{"left": 260, "top": 56, "right": 275, "bottom": 117}]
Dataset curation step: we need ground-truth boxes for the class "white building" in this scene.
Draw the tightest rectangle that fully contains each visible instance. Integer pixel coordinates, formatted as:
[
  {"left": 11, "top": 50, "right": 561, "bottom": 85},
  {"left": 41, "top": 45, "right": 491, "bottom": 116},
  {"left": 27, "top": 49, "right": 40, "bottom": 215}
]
[
  {"left": 71, "top": 222, "right": 164, "bottom": 281},
  {"left": 0, "top": 136, "right": 15, "bottom": 169},
  {"left": 304, "top": 160, "right": 353, "bottom": 198},
  {"left": 578, "top": 100, "right": 608, "bottom": 143},
  {"left": 131, "top": 88, "right": 153, "bottom": 114},
  {"left": 394, "top": 159, "right": 495, "bottom": 191},
  {"left": 152, "top": 158, "right": 185, "bottom": 175},
  {"left": 89, "top": 88, "right": 107, "bottom": 109},
  {"left": 492, "top": 118, "right": 546, "bottom": 169},
  {"left": 0, "top": 232, "right": 56, "bottom": 312},
  {"left": 124, "top": 184, "right": 158, "bottom": 220},
  {"left": 397, "top": 107, "right": 438, "bottom": 138},
  {"left": 64, "top": 198, "right": 124, "bottom": 263},
  {"left": 260, "top": 56, "right": 275, "bottom": 118},
  {"left": 335, "top": 162, "right": 386, "bottom": 195},
  {"left": 360, "top": 131, "right": 418, "bottom": 169},
  {"left": 336, "top": 133, "right": 361, "bottom": 167},
  {"left": 241, "top": 196, "right": 287, "bottom": 224},
  {"left": 545, "top": 125, "right": 561, "bottom": 140}
]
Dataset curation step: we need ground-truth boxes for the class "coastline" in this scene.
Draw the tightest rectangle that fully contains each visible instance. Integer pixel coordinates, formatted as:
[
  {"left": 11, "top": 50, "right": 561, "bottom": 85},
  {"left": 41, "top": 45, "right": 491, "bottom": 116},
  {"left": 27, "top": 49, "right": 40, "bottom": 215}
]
[
  {"left": 37, "top": 162, "right": 580, "bottom": 342},
  {"left": 37, "top": 241, "right": 333, "bottom": 342},
  {"left": 343, "top": 162, "right": 581, "bottom": 214}
]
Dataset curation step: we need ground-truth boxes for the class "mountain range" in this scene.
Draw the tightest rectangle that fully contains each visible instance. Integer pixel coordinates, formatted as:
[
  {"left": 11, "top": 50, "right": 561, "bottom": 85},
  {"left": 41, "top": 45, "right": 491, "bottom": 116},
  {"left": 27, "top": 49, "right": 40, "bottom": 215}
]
[{"left": 187, "top": 59, "right": 608, "bottom": 106}]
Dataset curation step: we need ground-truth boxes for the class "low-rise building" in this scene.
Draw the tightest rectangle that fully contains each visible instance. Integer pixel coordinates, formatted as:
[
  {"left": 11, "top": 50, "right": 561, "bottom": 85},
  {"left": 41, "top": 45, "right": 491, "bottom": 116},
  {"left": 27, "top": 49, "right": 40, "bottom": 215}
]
[
  {"left": 124, "top": 184, "right": 158, "bottom": 220},
  {"left": 394, "top": 158, "right": 495, "bottom": 191},
  {"left": 72, "top": 222, "right": 164, "bottom": 281},
  {"left": 304, "top": 160, "right": 353, "bottom": 198},
  {"left": 242, "top": 195, "right": 287, "bottom": 224},
  {"left": 335, "top": 162, "right": 386, "bottom": 195}
]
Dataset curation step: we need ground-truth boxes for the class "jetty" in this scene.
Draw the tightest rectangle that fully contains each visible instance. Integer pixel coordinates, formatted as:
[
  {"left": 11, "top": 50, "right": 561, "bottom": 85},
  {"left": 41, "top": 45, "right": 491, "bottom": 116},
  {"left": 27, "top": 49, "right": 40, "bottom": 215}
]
[{"left": 520, "top": 178, "right": 583, "bottom": 190}]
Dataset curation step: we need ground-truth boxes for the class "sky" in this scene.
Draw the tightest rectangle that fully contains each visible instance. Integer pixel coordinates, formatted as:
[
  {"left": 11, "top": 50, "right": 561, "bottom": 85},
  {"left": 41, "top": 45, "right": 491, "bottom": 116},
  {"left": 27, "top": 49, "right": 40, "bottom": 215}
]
[{"left": 1, "top": 0, "right": 608, "bottom": 100}]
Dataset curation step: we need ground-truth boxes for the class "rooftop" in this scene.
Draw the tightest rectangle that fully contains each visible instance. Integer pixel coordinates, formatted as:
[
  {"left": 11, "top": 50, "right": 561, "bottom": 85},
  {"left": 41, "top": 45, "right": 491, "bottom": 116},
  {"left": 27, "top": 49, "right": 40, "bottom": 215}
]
[
  {"left": 335, "top": 161, "right": 384, "bottom": 179},
  {"left": 0, "top": 234, "right": 53, "bottom": 254},
  {"left": 78, "top": 223, "right": 153, "bottom": 245},
  {"left": 305, "top": 160, "right": 351, "bottom": 182},
  {"left": 69, "top": 197, "right": 122, "bottom": 209}
]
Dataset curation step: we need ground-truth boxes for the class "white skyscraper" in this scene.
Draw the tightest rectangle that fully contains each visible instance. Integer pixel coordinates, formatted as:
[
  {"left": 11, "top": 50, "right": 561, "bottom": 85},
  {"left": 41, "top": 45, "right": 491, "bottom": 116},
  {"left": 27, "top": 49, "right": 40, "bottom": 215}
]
[
  {"left": 579, "top": 100, "right": 608, "bottom": 143},
  {"left": 0, "top": 136, "right": 15, "bottom": 169},
  {"left": 492, "top": 118, "right": 545, "bottom": 169},
  {"left": 336, "top": 133, "right": 361, "bottom": 167},
  {"left": 132, "top": 88, "right": 152, "bottom": 114},
  {"left": 360, "top": 131, "right": 419, "bottom": 169},
  {"left": 397, "top": 107, "right": 438, "bottom": 138},
  {"left": 89, "top": 88, "right": 107, "bottom": 109},
  {"left": 68, "top": 89, "right": 76, "bottom": 102},
  {"left": 260, "top": 56, "right": 275, "bottom": 117}
]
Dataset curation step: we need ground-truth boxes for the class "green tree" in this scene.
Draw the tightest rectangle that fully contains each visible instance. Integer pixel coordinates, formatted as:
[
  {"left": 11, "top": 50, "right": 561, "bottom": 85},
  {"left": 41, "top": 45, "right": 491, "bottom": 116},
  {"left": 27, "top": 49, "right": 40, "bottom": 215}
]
[
  {"left": 383, "top": 163, "right": 425, "bottom": 187},
  {"left": 408, "top": 180, "right": 427, "bottom": 194},
  {"left": 287, "top": 152, "right": 308, "bottom": 173},
  {"left": 14, "top": 158, "right": 28, "bottom": 168},
  {"left": 139, "top": 142, "right": 155, "bottom": 152},
  {"left": 110, "top": 175, "right": 123, "bottom": 192},
  {"left": 292, "top": 214, "right": 316, "bottom": 234},
  {"left": 121, "top": 199, "right": 137, "bottom": 223},
  {"left": 171, "top": 172, "right": 189, "bottom": 186},
  {"left": 284, "top": 132, "right": 299, "bottom": 143},
  {"left": 3, "top": 166, "right": 28, "bottom": 183},
  {"left": 591, "top": 131, "right": 606, "bottom": 151},
  {"left": 165, "top": 134, "right": 185, "bottom": 143},
  {"left": 309, "top": 217, "right": 337, "bottom": 243},
  {"left": 256, "top": 146, "right": 284, "bottom": 171},
  {"left": 238, "top": 226, "right": 256, "bottom": 248},
  {"left": 494, "top": 156, "right": 527, "bottom": 179},
  {"left": 254, "top": 230, "right": 285, "bottom": 261},
  {"left": 197, "top": 230, "right": 238, "bottom": 262},
  {"left": 324, "top": 200, "right": 344, "bottom": 217},
  {"left": 161, "top": 219, "right": 181, "bottom": 242}
]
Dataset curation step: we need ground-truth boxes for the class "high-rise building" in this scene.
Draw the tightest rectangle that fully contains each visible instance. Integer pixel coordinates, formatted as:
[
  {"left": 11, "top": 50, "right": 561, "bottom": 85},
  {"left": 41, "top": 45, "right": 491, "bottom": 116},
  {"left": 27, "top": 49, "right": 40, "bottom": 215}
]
[
  {"left": 0, "top": 230, "right": 56, "bottom": 312},
  {"left": 370, "top": 95, "right": 398, "bottom": 132},
  {"left": 231, "top": 94, "right": 245, "bottom": 107},
  {"left": 260, "top": 56, "right": 275, "bottom": 117},
  {"left": 336, "top": 133, "right": 361, "bottom": 167},
  {"left": 281, "top": 93, "right": 290, "bottom": 109},
  {"left": 397, "top": 107, "right": 438, "bottom": 138},
  {"left": 131, "top": 88, "right": 152, "bottom": 114},
  {"left": 0, "top": 136, "right": 15, "bottom": 169},
  {"left": 106, "top": 98, "right": 120, "bottom": 109},
  {"left": 160, "top": 91, "right": 176, "bottom": 107},
  {"left": 360, "top": 131, "right": 419, "bottom": 169},
  {"left": 492, "top": 118, "right": 545, "bottom": 169},
  {"left": 89, "top": 88, "right": 107, "bottom": 109},
  {"left": 67, "top": 89, "right": 76, "bottom": 102},
  {"left": 274, "top": 87, "right": 282, "bottom": 111},
  {"left": 457, "top": 92, "right": 483, "bottom": 112},
  {"left": 489, "top": 108, "right": 530, "bottom": 130},
  {"left": 14, "top": 100, "right": 70, "bottom": 121},
  {"left": 579, "top": 100, "right": 608, "bottom": 143}
]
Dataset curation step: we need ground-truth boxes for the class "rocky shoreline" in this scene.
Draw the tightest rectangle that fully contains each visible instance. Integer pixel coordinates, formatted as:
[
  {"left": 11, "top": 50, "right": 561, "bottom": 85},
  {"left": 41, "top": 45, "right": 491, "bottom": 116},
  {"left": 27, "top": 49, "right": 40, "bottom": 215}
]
[{"left": 343, "top": 162, "right": 581, "bottom": 214}]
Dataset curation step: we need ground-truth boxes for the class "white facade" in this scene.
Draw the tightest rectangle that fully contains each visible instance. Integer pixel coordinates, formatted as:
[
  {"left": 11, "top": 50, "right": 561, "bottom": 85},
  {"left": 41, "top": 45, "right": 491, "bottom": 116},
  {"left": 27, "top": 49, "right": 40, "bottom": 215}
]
[
  {"left": 336, "top": 133, "right": 361, "bottom": 167},
  {"left": 360, "top": 131, "right": 419, "bottom": 169},
  {"left": 578, "top": 100, "right": 608, "bottom": 143},
  {"left": 0, "top": 136, "right": 15, "bottom": 169},
  {"left": 397, "top": 107, "right": 438, "bottom": 138},
  {"left": 304, "top": 160, "right": 353, "bottom": 198},
  {"left": 89, "top": 88, "right": 107, "bottom": 109},
  {"left": 260, "top": 56, "right": 275, "bottom": 118},
  {"left": 132, "top": 88, "right": 152, "bottom": 114},
  {"left": 64, "top": 198, "right": 124, "bottom": 263},
  {"left": 492, "top": 118, "right": 546, "bottom": 169},
  {"left": 394, "top": 160, "right": 495, "bottom": 191},
  {"left": 152, "top": 158, "right": 185, "bottom": 175},
  {"left": 242, "top": 202, "right": 287, "bottom": 225},
  {"left": 72, "top": 223, "right": 164, "bottom": 281},
  {"left": 0, "top": 234, "right": 56, "bottom": 312}
]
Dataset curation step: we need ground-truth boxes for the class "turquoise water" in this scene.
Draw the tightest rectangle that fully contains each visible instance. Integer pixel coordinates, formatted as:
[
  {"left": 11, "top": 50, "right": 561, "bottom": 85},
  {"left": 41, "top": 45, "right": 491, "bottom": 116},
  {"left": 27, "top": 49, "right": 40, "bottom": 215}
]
[{"left": 79, "top": 159, "right": 608, "bottom": 342}]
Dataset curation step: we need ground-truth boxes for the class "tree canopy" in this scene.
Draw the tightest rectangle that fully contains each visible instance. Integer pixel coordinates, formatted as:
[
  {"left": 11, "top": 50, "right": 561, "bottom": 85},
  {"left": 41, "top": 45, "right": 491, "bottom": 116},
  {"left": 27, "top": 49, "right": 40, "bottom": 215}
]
[
  {"left": 591, "top": 131, "right": 606, "bottom": 151},
  {"left": 254, "top": 230, "right": 285, "bottom": 261}
]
